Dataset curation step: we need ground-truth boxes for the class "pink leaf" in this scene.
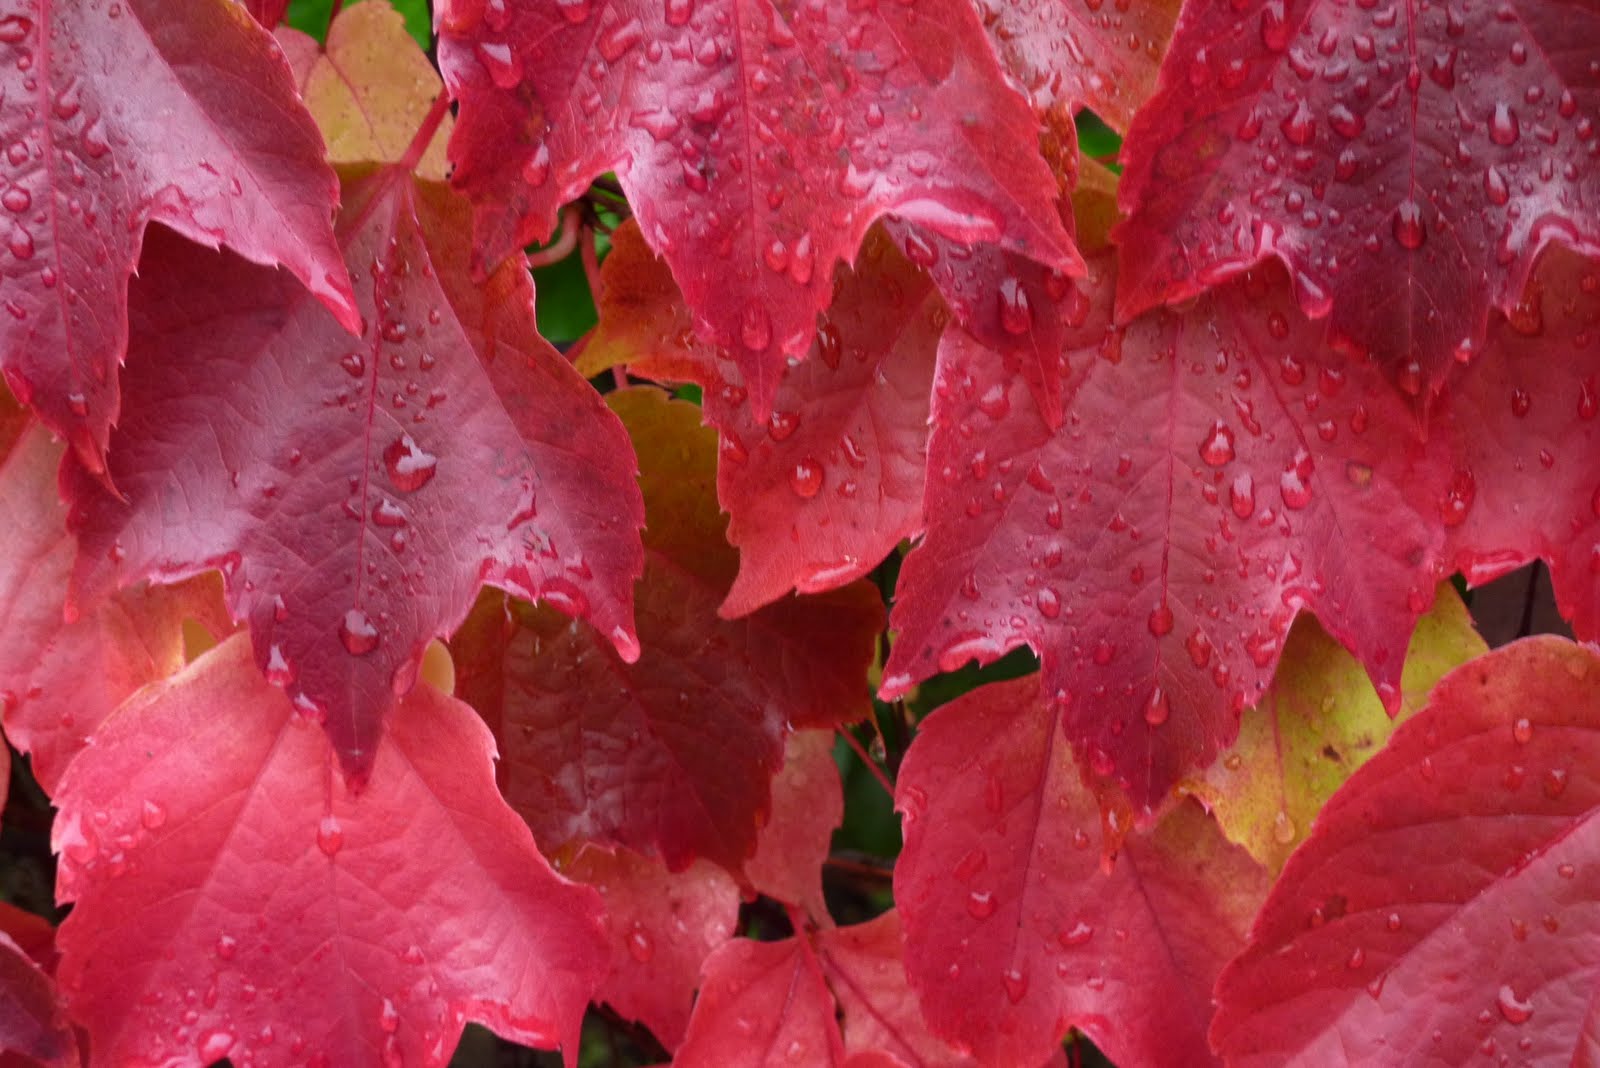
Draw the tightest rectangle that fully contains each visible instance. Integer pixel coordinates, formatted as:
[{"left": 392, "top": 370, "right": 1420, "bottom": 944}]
[
  {"left": 0, "top": 929, "right": 75, "bottom": 1068},
  {"left": 895, "top": 675, "right": 1268, "bottom": 1066},
  {"left": 1114, "top": 0, "right": 1600, "bottom": 388},
  {"left": 567, "top": 845, "right": 739, "bottom": 1051},
  {"left": 66, "top": 170, "right": 644, "bottom": 779},
  {"left": 0, "top": 420, "right": 224, "bottom": 792},
  {"left": 52, "top": 634, "right": 608, "bottom": 1068},
  {"left": 0, "top": 0, "right": 357, "bottom": 467},
  {"left": 746, "top": 730, "right": 843, "bottom": 923},
  {"left": 1213, "top": 637, "right": 1600, "bottom": 1065},
  {"left": 675, "top": 936, "right": 845, "bottom": 1067},
  {"left": 436, "top": 0, "right": 1080, "bottom": 414}
]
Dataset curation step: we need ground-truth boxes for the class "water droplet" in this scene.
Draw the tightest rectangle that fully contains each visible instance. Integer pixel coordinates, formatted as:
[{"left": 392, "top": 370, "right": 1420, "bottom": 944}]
[
  {"left": 476, "top": 41, "right": 522, "bottom": 89},
  {"left": 1391, "top": 199, "right": 1425, "bottom": 250},
  {"left": 1272, "top": 810, "right": 1296, "bottom": 844},
  {"left": 1489, "top": 102, "right": 1520, "bottom": 146},
  {"left": 789, "top": 459, "right": 823, "bottom": 498},
  {"left": 1496, "top": 985, "right": 1533, "bottom": 1024},
  {"left": 739, "top": 302, "right": 771, "bottom": 351},
  {"left": 1058, "top": 922, "right": 1093, "bottom": 948},
  {"left": 383, "top": 434, "right": 437, "bottom": 493},
  {"left": 316, "top": 815, "right": 344, "bottom": 857},
  {"left": 664, "top": 0, "right": 694, "bottom": 26},
  {"left": 966, "top": 890, "right": 997, "bottom": 919},
  {"left": 997, "top": 277, "right": 1032, "bottom": 335},
  {"left": 626, "top": 923, "right": 656, "bottom": 963},
  {"left": 339, "top": 609, "right": 380, "bottom": 656},
  {"left": 1143, "top": 686, "right": 1170, "bottom": 726},
  {"left": 1185, "top": 629, "right": 1212, "bottom": 667},
  {"left": 379, "top": 998, "right": 400, "bottom": 1034},
  {"left": 140, "top": 800, "right": 167, "bottom": 830},
  {"left": 0, "top": 15, "right": 32, "bottom": 43},
  {"left": 1229, "top": 473, "right": 1255, "bottom": 518},
  {"left": 1147, "top": 603, "right": 1174, "bottom": 637},
  {"left": 522, "top": 143, "right": 551, "bottom": 188},
  {"left": 1, "top": 187, "right": 29, "bottom": 213},
  {"left": 216, "top": 934, "right": 238, "bottom": 961},
  {"left": 1199, "top": 422, "right": 1236, "bottom": 466},
  {"left": 197, "top": 1030, "right": 235, "bottom": 1062},
  {"left": 1002, "top": 968, "right": 1029, "bottom": 1004},
  {"left": 555, "top": 0, "right": 590, "bottom": 23},
  {"left": 1512, "top": 717, "right": 1533, "bottom": 744}
]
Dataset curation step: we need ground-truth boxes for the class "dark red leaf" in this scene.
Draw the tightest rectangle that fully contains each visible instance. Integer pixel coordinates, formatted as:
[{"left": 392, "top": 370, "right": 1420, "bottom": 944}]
[
  {"left": 973, "top": 0, "right": 1180, "bottom": 131},
  {"left": 675, "top": 936, "right": 845, "bottom": 1067},
  {"left": 452, "top": 388, "right": 881, "bottom": 873},
  {"left": 240, "top": 0, "right": 290, "bottom": 29},
  {"left": 0, "top": 420, "right": 225, "bottom": 793},
  {"left": 1212, "top": 637, "right": 1600, "bottom": 1065},
  {"left": 0, "top": 0, "right": 357, "bottom": 467},
  {"left": 566, "top": 845, "right": 739, "bottom": 1051},
  {"left": 895, "top": 675, "right": 1268, "bottom": 1066},
  {"left": 1440, "top": 245, "right": 1600, "bottom": 639},
  {"left": 1114, "top": 0, "right": 1600, "bottom": 388},
  {"left": 53, "top": 634, "right": 608, "bottom": 1067},
  {"left": 0, "top": 931, "right": 74, "bottom": 1068},
  {"left": 885, "top": 255, "right": 1446, "bottom": 806},
  {"left": 437, "top": 0, "right": 1079, "bottom": 413},
  {"left": 66, "top": 170, "right": 644, "bottom": 778},
  {"left": 584, "top": 222, "right": 942, "bottom": 615}
]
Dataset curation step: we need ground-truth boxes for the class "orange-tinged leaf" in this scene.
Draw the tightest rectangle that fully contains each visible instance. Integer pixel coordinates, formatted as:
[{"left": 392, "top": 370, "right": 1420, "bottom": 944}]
[
  {"left": 453, "top": 389, "right": 881, "bottom": 873},
  {"left": 1183, "top": 583, "right": 1486, "bottom": 871},
  {"left": 53, "top": 634, "right": 607, "bottom": 1068},
  {"left": 277, "top": 3, "right": 452, "bottom": 180},
  {"left": 745, "top": 729, "right": 842, "bottom": 923}
]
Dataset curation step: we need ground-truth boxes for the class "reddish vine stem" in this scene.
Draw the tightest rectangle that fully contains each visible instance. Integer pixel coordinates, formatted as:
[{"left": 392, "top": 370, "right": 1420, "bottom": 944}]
[
  {"left": 525, "top": 206, "right": 582, "bottom": 269},
  {"left": 578, "top": 219, "right": 604, "bottom": 297},
  {"left": 397, "top": 92, "right": 452, "bottom": 177},
  {"left": 327, "top": 0, "right": 344, "bottom": 26},
  {"left": 838, "top": 725, "right": 896, "bottom": 800}
]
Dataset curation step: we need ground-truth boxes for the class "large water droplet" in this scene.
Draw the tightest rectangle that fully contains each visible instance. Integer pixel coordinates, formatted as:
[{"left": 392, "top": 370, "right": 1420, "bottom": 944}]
[
  {"left": 476, "top": 41, "right": 522, "bottom": 89},
  {"left": 316, "top": 815, "right": 344, "bottom": 857},
  {"left": 789, "top": 459, "right": 823, "bottom": 498},
  {"left": 1496, "top": 985, "right": 1533, "bottom": 1025},
  {"left": 997, "top": 277, "right": 1033, "bottom": 335},
  {"left": 1489, "top": 102, "right": 1520, "bottom": 146},
  {"left": 383, "top": 434, "right": 437, "bottom": 493},
  {"left": 1199, "top": 422, "right": 1236, "bottom": 466},
  {"left": 339, "top": 609, "right": 380, "bottom": 656},
  {"left": 740, "top": 302, "right": 771, "bottom": 351},
  {"left": 1391, "top": 199, "right": 1425, "bottom": 250}
]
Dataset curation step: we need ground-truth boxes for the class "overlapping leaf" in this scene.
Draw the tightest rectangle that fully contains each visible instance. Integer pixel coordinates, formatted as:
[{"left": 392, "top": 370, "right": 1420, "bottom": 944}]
[
  {"left": 972, "top": 0, "right": 1180, "bottom": 130},
  {"left": 276, "top": 1, "right": 452, "bottom": 180},
  {"left": 745, "top": 730, "right": 841, "bottom": 923},
  {"left": 0, "top": 418, "right": 225, "bottom": 793},
  {"left": 0, "top": 929, "right": 75, "bottom": 1068},
  {"left": 1115, "top": 0, "right": 1600, "bottom": 386},
  {"left": 0, "top": 0, "right": 358, "bottom": 466},
  {"left": 1184, "top": 584, "right": 1486, "bottom": 871},
  {"left": 564, "top": 845, "right": 738, "bottom": 1051},
  {"left": 1439, "top": 245, "right": 1600, "bottom": 638},
  {"left": 52, "top": 634, "right": 607, "bottom": 1067},
  {"left": 895, "top": 674, "right": 1268, "bottom": 1066},
  {"left": 66, "top": 169, "right": 644, "bottom": 778},
  {"left": 884, "top": 254, "right": 1443, "bottom": 806},
  {"left": 437, "top": 0, "right": 1079, "bottom": 412},
  {"left": 582, "top": 222, "right": 941, "bottom": 614},
  {"left": 1213, "top": 637, "right": 1600, "bottom": 1065},
  {"left": 676, "top": 912, "right": 981, "bottom": 1067},
  {"left": 451, "top": 389, "right": 881, "bottom": 873}
]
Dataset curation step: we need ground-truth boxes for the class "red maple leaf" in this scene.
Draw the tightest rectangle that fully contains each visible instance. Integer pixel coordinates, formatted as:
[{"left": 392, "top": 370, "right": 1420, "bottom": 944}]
[
  {"left": 452, "top": 389, "right": 882, "bottom": 873},
  {"left": 675, "top": 935, "right": 846, "bottom": 1066},
  {"left": 0, "top": 0, "right": 358, "bottom": 467},
  {"left": 436, "top": 0, "right": 1080, "bottom": 413},
  {"left": 52, "top": 635, "right": 608, "bottom": 1068},
  {"left": 1115, "top": 0, "right": 1600, "bottom": 388},
  {"left": 884, "top": 254, "right": 1449, "bottom": 806},
  {"left": 0, "top": 418, "right": 225, "bottom": 792},
  {"left": 1439, "top": 245, "right": 1600, "bottom": 639},
  {"left": 584, "top": 222, "right": 941, "bottom": 615},
  {"left": 973, "top": 0, "right": 1181, "bottom": 130},
  {"left": 1213, "top": 637, "right": 1600, "bottom": 1064},
  {"left": 895, "top": 674, "right": 1268, "bottom": 1067},
  {"left": 745, "top": 730, "right": 843, "bottom": 923},
  {"left": 565, "top": 845, "right": 739, "bottom": 1051},
  {"left": 65, "top": 169, "right": 644, "bottom": 779}
]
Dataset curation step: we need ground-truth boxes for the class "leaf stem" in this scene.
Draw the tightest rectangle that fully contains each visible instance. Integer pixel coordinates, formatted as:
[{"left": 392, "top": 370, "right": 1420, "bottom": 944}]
[
  {"left": 398, "top": 92, "right": 452, "bottom": 176},
  {"left": 525, "top": 206, "right": 581, "bottom": 269},
  {"left": 327, "top": 0, "right": 344, "bottom": 28},
  {"left": 837, "top": 726, "right": 895, "bottom": 800}
]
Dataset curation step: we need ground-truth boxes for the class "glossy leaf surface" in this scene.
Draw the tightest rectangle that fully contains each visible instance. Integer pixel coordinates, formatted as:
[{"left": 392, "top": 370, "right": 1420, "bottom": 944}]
[
  {"left": 452, "top": 389, "right": 881, "bottom": 872},
  {"left": 438, "top": 0, "right": 1079, "bottom": 412},
  {"left": 53, "top": 635, "right": 608, "bottom": 1068},
  {"left": 584, "top": 222, "right": 942, "bottom": 615},
  {"left": 1116, "top": 0, "right": 1600, "bottom": 385},
  {"left": 67, "top": 170, "right": 644, "bottom": 777},
  {"left": 1213, "top": 637, "right": 1600, "bottom": 1066},
  {"left": 0, "top": 0, "right": 357, "bottom": 466},
  {"left": 895, "top": 674, "right": 1268, "bottom": 1066}
]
